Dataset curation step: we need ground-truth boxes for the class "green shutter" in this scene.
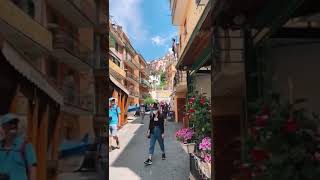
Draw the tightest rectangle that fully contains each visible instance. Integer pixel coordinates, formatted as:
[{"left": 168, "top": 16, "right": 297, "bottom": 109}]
[{"left": 109, "top": 35, "right": 116, "bottom": 48}]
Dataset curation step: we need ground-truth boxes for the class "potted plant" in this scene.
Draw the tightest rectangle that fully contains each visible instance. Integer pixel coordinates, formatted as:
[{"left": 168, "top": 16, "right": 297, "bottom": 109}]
[
  {"left": 199, "top": 137, "right": 212, "bottom": 178},
  {"left": 185, "top": 92, "right": 211, "bottom": 145},
  {"left": 242, "top": 95, "right": 320, "bottom": 180},
  {"left": 176, "top": 127, "right": 196, "bottom": 153}
]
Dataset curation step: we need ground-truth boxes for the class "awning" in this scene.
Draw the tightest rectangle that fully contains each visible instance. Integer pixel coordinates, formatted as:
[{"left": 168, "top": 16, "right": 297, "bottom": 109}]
[
  {"left": 1, "top": 42, "right": 63, "bottom": 105},
  {"left": 110, "top": 75, "right": 129, "bottom": 95}
]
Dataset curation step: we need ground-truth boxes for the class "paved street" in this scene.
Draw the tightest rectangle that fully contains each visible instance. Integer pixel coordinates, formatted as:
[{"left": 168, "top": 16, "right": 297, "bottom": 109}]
[{"left": 109, "top": 115, "right": 189, "bottom": 180}]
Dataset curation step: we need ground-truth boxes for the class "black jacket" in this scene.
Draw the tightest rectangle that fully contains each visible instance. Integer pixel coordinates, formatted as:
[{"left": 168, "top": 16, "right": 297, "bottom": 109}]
[{"left": 148, "top": 113, "right": 164, "bottom": 134}]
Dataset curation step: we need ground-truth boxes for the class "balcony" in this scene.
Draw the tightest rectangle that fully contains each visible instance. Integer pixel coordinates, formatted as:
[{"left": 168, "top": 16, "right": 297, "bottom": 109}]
[
  {"left": 170, "top": 0, "right": 188, "bottom": 25},
  {"left": 174, "top": 70, "right": 187, "bottom": 92},
  {"left": 110, "top": 48, "right": 123, "bottom": 61},
  {"left": 63, "top": 86, "right": 93, "bottom": 111},
  {"left": 0, "top": 0, "right": 52, "bottom": 56},
  {"left": 126, "top": 71, "right": 139, "bottom": 83},
  {"left": 50, "top": 27, "right": 94, "bottom": 71},
  {"left": 48, "top": 78, "right": 94, "bottom": 113},
  {"left": 109, "top": 60, "right": 126, "bottom": 79},
  {"left": 47, "top": 0, "right": 96, "bottom": 27},
  {"left": 140, "top": 78, "right": 151, "bottom": 88},
  {"left": 127, "top": 88, "right": 139, "bottom": 98},
  {"left": 124, "top": 57, "right": 139, "bottom": 69}
]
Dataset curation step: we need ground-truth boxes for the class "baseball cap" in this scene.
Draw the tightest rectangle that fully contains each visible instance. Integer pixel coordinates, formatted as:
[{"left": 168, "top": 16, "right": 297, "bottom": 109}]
[{"left": 0, "top": 113, "right": 19, "bottom": 126}]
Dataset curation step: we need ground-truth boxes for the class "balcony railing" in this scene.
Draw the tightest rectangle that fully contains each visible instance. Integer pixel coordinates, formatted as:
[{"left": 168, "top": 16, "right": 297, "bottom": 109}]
[
  {"left": 126, "top": 71, "right": 139, "bottom": 82},
  {"left": 174, "top": 70, "right": 187, "bottom": 87},
  {"left": 63, "top": 85, "right": 94, "bottom": 111},
  {"left": 140, "top": 78, "right": 151, "bottom": 87},
  {"left": 51, "top": 27, "right": 94, "bottom": 67},
  {"left": 128, "top": 89, "right": 139, "bottom": 97},
  {"left": 0, "top": 0, "right": 53, "bottom": 53},
  {"left": 48, "top": 77, "right": 93, "bottom": 111},
  {"left": 47, "top": 0, "right": 96, "bottom": 27}
]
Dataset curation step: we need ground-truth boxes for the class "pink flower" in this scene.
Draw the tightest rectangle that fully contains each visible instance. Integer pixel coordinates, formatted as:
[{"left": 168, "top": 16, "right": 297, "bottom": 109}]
[
  {"left": 199, "top": 137, "right": 211, "bottom": 151},
  {"left": 175, "top": 128, "right": 194, "bottom": 143},
  {"left": 204, "top": 153, "right": 211, "bottom": 163}
]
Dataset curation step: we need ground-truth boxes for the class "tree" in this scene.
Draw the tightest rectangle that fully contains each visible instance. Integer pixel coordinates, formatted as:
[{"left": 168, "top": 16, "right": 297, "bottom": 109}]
[{"left": 143, "top": 95, "right": 156, "bottom": 105}]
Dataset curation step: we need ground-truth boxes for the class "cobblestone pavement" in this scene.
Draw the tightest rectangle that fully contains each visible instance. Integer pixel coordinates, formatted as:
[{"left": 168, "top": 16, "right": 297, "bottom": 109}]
[{"left": 109, "top": 116, "right": 189, "bottom": 180}]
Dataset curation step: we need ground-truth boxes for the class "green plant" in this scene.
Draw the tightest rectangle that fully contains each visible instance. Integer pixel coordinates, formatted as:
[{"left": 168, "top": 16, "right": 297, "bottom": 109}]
[
  {"left": 143, "top": 96, "right": 156, "bottom": 105},
  {"left": 243, "top": 95, "right": 320, "bottom": 180}
]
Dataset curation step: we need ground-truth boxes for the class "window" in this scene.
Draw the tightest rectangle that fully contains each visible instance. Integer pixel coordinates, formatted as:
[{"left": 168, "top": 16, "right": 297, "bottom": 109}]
[
  {"left": 13, "top": 0, "right": 35, "bottom": 18},
  {"left": 47, "top": 60, "right": 58, "bottom": 79},
  {"left": 111, "top": 56, "right": 121, "bottom": 67},
  {"left": 115, "top": 43, "right": 119, "bottom": 51},
  {"left": 183, "top": 19, "right": 187, "bottom": 38}
]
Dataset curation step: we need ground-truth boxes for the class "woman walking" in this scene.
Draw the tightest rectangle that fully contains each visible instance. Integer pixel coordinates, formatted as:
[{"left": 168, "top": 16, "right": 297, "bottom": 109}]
[{"left": 144, "top": 107, "right": 166, "bottom": 165}]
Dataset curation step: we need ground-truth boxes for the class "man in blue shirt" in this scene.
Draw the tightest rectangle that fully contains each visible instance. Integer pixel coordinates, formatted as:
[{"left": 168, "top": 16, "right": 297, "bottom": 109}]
[
  {"left": 109, "top": 98, "right": 121, "bottom": 149},
  {"left": 0, "top": 113, "right": 37, "bottom": 180}
]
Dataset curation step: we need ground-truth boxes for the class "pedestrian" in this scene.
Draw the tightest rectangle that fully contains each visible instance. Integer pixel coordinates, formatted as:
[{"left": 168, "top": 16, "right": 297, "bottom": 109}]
[
  {"left": 144, "top": 107, "right": 166, "bottom": 165},
  {"left": 109, "top": 98, "right": 121, "bottom": 150},
  {"left": 140, "top": 103, "right": 146, "bottom": 124},
  {"left": 0, "top": 113, "right": 37, "bottom": 180}
]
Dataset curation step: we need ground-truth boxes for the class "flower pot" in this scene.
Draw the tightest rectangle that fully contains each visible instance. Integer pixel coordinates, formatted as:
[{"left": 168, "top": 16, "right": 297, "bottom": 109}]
[
  {"left": 180, "top": 142, "right": 195, "bottom": 154},
  {"left": 204, "top": 162, "right": 211, "bottom": 179},
  {"left": 198, "top": 161, "right": 211, "bottom": 179}
]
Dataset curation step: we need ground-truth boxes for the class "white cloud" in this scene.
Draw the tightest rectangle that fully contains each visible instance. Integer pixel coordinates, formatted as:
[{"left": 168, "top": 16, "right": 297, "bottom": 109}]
[
  {"left": 110, "top": 0, "right": 147, "bottom": 42},
  {"left": 151, "top": 31, "right": 178, "bottom": 47},
  {"left": 151, "top": 36, "right": 166, "bottom": 46}
]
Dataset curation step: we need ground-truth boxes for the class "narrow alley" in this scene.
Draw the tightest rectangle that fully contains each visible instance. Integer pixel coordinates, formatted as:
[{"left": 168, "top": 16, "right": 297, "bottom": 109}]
[{"left": 109, "top": 115, "right": 189, "bottom": 180}]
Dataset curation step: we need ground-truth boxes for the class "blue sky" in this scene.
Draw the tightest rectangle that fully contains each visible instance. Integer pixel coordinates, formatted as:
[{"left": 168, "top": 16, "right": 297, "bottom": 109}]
[{"left": 110, "top": 0, "right": 178, "bottom": 61}]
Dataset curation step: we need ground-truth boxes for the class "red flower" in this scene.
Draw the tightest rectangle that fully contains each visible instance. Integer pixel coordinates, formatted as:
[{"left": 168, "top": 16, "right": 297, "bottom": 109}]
[
  {"left": 255, "top": 115, "right": 268, "bottom": 127},
  {"left": 252, "top": 165, "right": 264, "bottom": 177},
  {"left": 250, "top": 127, "right": 259, "bottom": 138},
  {"left": 250, "top": 149, "right": 269, "bottom": 162},
  {"left": 189, "top": 108, "right": 195, "bottom": 113},
  {"left": 239, "top": 164, "right": 252, "bottom": 178},
  {"left": 200, "top": 98, "right": 206, "bottom": 105},
  {"left": 189, "top": 97, "right": 195, "bottom": 104},
  {"left": 261, "top": 105, "right": 270, "bottom": 115},
  {"left": 314, "top": 152, "right": 320, "bottom": 161},
  {"left": 285, "top": 118, "right": 298, "bottom": 133}
]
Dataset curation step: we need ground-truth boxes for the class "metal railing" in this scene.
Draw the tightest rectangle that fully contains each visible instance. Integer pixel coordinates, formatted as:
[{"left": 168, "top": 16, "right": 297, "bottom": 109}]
[
  {"left": 173, "top": 70, "right": 187, "bottom": 87},
  {"left": 140, "top": 78, "right": 151, "bottom": 87},
  {"left": 126, "top": 71, "right": 139, "bottom": 82},
  {"left": 48, "top": 77, "right": 94, "bottom": 111},
  {"left": 68, "top": 0, "right": 96, "bottom": 24},
  {"left": 51, "top": 27, "right": 94, "bottom": 67}
]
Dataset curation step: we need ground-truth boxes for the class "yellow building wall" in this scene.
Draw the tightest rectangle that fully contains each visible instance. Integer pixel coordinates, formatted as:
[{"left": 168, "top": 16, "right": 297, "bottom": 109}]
[
  {"left": 78, "top": 115, "right": 95, "bottom": 139},
  {"left": 178, "top": 0, "right": 208, "bottom": 58}
]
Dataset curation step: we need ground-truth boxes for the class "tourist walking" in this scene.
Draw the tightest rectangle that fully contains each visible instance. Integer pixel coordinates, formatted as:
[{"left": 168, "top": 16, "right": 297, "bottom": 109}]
[
  {"left": 140, "top": 103, "right": 146, "bottom": 124},
  {"left": 0, "top": 113, "right": 37, "bottom": 180},
  {"left": 144, "top": 107, "right": 166, "bottom": 165},
  {"left": 109, "top": 98, "right": 121, "bottom": 150}
]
